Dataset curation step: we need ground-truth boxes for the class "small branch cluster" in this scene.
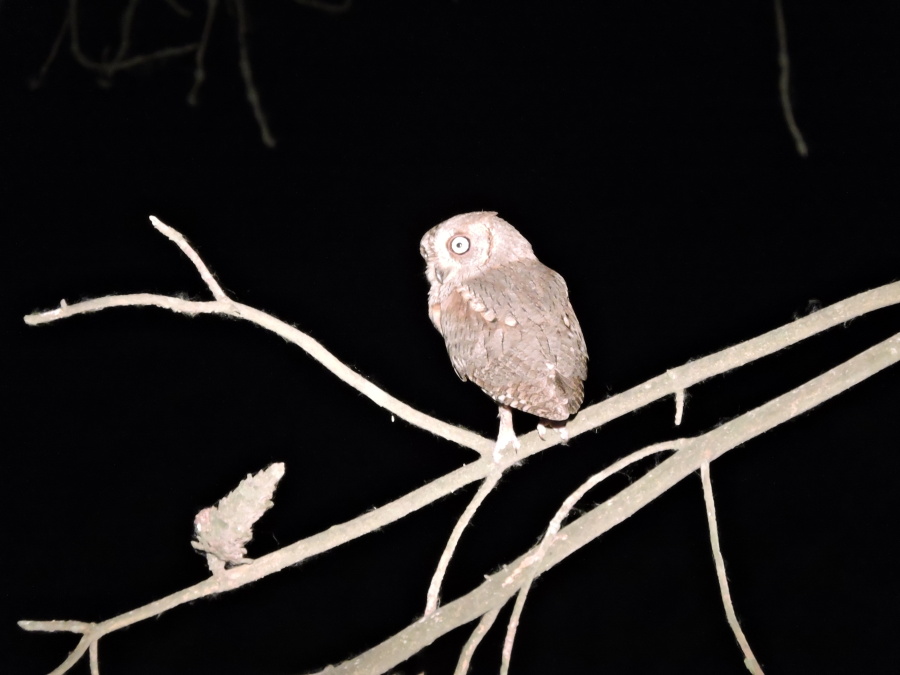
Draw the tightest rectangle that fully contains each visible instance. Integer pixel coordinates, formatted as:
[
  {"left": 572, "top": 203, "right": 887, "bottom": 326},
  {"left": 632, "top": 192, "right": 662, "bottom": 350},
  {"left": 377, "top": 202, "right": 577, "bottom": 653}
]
[
  {"left": 30, "top": 0, "right": 352, "bottom": 148},
  {"left": 20, "top": 217, "right": 900, "bottom": 674}
]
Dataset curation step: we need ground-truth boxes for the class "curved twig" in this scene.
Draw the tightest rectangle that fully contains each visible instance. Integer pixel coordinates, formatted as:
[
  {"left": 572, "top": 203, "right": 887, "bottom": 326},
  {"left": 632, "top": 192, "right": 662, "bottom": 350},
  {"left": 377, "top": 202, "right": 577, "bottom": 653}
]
[
  {"left": 701, "top": 463, "right": 764, "bottom": 674},
  {"left": 499, "top": 441, "right": 684, "bottom": 669},
  {"left": 425, "top": 464, "right": 505, "bottom": 616},
  {"left": 188, "top": 0, "right": 220, "bottom": 105},
  {"left": 232, "top": 0, "right": 276, "bottom": 147},
  {"left": 774, "top": 0, "right": 808, "bottom": 156}
]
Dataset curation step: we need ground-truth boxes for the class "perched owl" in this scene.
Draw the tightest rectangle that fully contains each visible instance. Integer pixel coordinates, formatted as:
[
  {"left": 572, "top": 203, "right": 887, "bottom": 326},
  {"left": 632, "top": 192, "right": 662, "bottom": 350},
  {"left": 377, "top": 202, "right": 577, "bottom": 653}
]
[{"left": 420, "top": 211, "right": 588, "bottom": 459}]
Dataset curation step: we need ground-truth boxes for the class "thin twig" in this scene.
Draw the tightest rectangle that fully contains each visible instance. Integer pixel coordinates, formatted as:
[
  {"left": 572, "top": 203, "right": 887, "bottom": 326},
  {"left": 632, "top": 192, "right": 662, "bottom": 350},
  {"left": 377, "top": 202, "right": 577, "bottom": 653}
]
[
  {"left": 16, "top": 623, "right": 98, "bottom": 675},
  {"left": 674, "top": 388, "right": 686, "bottom": 425},
  {"left": 88, "top": 639, "right": 99, "bottom": 675},
  {"left": 68, "top": 0, "right": 197, "bottom": 78},
  {"left": 504, "top": 441, "right": 685, "bottom": 591},
  {"left": 774, "top": 0, "right": 808, "bottom": 156},
  {"left": 68, "top": 0, "right": 89, "bottom": 69},
  {"left": 26, "top": 290, "right": 490, "bottom": 453},
  {"left": 701, "top": 463, "right": 764, "bottom": 674},
  {"left": 189, "top": 0, "right": 220, "bottom": 106},
  {"left": 425, "top": 466, "right": 505, "bottom": 616},
  {"left": 109, "top": 43, "right": 199, "bottom": 71},
  {"left": 113, "top": 0, "right": 142, "bottom": 64},
  {"left": 499, "top": 441, "right": 684, "bottom": 667},
  {"left": 232, "top": 0, "right": 276, "bottom": 147},
  {"left": 453, "top": 606, "right": 502, "bottom": 675},
  {"left": 30, "top": 10, "right": 70, "bottom": 89},
  {"left": 162, "top": 0, "right": 192, "bottom": 18},
  {"left": 26, "top": 218, "right": 491, "bottom": 453},
  {"left": 500, "top": 589, "right": 525, "bottom": 675},
  {"left": 150, "top": 216, "right": 227, "bottom": 299}
]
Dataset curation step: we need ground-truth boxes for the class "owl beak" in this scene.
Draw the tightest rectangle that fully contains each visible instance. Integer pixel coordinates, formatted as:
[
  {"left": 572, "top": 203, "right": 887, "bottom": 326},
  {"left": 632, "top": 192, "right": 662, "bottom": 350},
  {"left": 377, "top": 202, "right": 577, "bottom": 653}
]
[{"left": 435, "top": 268, "right": 444, "bottom": 283}]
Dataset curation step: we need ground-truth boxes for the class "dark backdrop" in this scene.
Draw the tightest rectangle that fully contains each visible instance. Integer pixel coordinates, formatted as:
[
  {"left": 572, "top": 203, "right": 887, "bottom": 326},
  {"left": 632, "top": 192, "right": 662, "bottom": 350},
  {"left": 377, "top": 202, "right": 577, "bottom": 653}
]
[{"left": 3, "top": 2, "right": 899, "bottom": 673}]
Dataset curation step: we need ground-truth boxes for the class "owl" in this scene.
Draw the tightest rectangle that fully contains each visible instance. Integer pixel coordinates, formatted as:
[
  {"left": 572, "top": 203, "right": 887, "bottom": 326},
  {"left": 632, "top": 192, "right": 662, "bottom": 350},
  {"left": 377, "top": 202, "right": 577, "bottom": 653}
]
[{"left": 420, "top": 211, "right": 588, "bottom": 460}]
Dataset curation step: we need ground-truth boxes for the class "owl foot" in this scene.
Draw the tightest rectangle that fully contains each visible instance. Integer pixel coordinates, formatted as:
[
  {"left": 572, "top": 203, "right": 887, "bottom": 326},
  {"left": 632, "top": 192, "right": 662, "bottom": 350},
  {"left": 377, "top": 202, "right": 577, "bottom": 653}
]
[
  {"left": 494, "top": 405, "right": 520, "bottom": 462},
  {"left": 537, "top": 420, "right": 570, "bottom": 444}
]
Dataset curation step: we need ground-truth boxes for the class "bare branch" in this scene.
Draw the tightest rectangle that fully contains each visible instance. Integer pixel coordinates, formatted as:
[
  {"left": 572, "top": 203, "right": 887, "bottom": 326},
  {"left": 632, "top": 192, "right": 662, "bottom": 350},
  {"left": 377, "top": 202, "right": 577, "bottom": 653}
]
[
  {"left": 571, "top": 281, "right": 900, "bottom": 443},
  {"left": 454, "top": 606, "right": 501, "bottom": 675},
  {"left": 113, "top": 0, "right": 142, "bottom": 64},
  {"left": 701, "top": 463, "right": 764, "bottom": 674},
  {"left": 499, "top": 441, "right": 684, "bottom": 668},
  {"left": 674, "top": 387, "right": 686, "bottom": 425},
  {"left": 162, "top": 0, "right": 192, "bottom": 19},
  {"left": 26, "top": 218, "right": 492, "bottom": 454},
  {"left": 318, "top": 331, "right": 900, "bottom": 673},
  {"left": 68, "top": 0, "right": 198, "bottom": 78},
  {"left": 503, "top": 441, "right": 683, "bottom": 592},
  {"left": 231, "top": 0, "right": 276, "bottom": 147},
  {"left": 21, "top": 217, "right": 900, "bottom": 466},
  {"left": 88, "top": 639, "right": 99, "bottom": 675},
  {"left": 19, "top": 219, "right": 900, "bottom": 673},
  {"left": 35, "top": 0, "right": 339, "bottom": 145},
  {"left": 425, "top": 466, "right": 504, "bottom": 616},
  {"left": 29, "top": 10, "right": 70, "bottom": 90},
  {"left": 150, "top": 215, "right": 227, "bottom": 299},
  {"left": 500, "top": 590, "right": 523, "bottom": 675},
  {"left": 16, "top": 623, "right": 98, "bottom": 675},
  {"left": 774, "top": 0, "right": 808, "bottom": 156},
  {"left": 188, "top": 0, "right": 220, "bottom": 106}
]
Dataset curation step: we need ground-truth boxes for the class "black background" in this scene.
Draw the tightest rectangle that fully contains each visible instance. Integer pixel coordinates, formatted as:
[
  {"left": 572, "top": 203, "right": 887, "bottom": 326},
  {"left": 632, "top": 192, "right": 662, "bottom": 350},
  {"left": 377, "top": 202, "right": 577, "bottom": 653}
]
[{"left": 3, "top": 1, "right": 899, "bottom": 674}]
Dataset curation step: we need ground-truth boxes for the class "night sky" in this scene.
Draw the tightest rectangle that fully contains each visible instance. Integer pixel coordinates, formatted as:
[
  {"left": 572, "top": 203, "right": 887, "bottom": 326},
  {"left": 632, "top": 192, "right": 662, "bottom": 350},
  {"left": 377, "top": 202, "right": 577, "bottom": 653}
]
[{"left": 3, "top": 2, "right": 899, "bottom": 674}]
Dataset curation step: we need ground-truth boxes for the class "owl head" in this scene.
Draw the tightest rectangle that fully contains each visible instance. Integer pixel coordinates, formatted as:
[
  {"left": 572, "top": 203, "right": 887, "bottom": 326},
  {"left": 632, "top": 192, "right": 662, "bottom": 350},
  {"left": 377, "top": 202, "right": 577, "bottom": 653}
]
[{"left": 420, "top": 211, "right": 536, "bottom": 286}]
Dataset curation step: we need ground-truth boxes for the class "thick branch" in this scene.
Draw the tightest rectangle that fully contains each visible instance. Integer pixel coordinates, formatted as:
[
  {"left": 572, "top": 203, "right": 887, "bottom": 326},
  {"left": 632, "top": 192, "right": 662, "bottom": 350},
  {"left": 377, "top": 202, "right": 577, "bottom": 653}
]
[
  {"left": 570, "top": 280, "right": 900, "bottom": 442},
  {"left": 319, "top": 331, "right": 900, "bottom": 674}
]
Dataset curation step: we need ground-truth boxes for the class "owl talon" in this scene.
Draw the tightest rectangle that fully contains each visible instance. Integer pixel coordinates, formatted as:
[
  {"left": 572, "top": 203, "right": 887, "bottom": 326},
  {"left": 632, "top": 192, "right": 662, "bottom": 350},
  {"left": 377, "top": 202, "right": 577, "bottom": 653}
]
[
  {"left": 494, "top": 405, "right": 520, "bottom": 462},
  {"left": 493, "top": 435, "right": 520, "bottom": 462},
  {"left": 537, "top": 419, "right": 570, "bottom": 444}
]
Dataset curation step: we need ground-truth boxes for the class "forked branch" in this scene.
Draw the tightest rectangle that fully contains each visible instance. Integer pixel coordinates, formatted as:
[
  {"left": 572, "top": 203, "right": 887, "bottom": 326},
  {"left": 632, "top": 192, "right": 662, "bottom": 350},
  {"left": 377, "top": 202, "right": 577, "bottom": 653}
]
[
  {"left": 317, "top": 330, "right": 900, "bottom": 673},
  {"left": 21, "top": 218, "right": 900, "bottom": 674}
]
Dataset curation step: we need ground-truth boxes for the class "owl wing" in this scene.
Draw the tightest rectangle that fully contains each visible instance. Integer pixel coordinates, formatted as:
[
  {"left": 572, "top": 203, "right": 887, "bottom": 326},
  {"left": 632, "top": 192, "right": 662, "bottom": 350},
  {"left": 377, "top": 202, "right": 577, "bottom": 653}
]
[{"left": 440, "top": 260, "right": 587, "bottom": 420}]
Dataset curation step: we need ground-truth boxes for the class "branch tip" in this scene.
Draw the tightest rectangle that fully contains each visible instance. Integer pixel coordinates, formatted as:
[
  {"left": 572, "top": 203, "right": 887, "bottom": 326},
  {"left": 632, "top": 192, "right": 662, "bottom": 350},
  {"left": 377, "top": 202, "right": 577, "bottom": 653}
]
[
  {"left": 148, "top": 216, "right": 228, "bottom": 300},
  {"left": 674, "top": 388, "right": 686, "bottom": 425}
]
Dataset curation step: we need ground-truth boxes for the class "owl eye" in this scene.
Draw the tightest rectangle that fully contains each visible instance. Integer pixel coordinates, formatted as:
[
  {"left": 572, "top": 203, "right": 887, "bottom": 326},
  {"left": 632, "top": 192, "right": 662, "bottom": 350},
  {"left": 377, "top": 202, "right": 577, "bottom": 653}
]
[{"left": 449, "top": 236, "right": 470, "bottom": 255}]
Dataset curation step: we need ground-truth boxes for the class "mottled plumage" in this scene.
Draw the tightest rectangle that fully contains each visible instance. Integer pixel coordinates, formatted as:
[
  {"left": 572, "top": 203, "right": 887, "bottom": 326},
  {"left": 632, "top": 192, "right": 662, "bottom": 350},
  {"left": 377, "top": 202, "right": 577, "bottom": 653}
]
[{"left": 420, "top": 211, "right": 587, "bottom": 456}]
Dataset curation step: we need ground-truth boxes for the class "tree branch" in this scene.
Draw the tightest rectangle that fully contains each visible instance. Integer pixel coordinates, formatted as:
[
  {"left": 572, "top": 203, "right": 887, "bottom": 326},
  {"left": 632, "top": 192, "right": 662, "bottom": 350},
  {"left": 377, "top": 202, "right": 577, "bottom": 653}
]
[
  {"left": 774, "top": 0, "right": 808, "bottom": 156},
  {"left": 318, "top": 330, "right": 900, "bottom": 674},
  {"left": 20, "top": 218, "right": 900, "bottom": 674},
  {"left": 701, "top": 462, "right": 764, "bottom": 674}
]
